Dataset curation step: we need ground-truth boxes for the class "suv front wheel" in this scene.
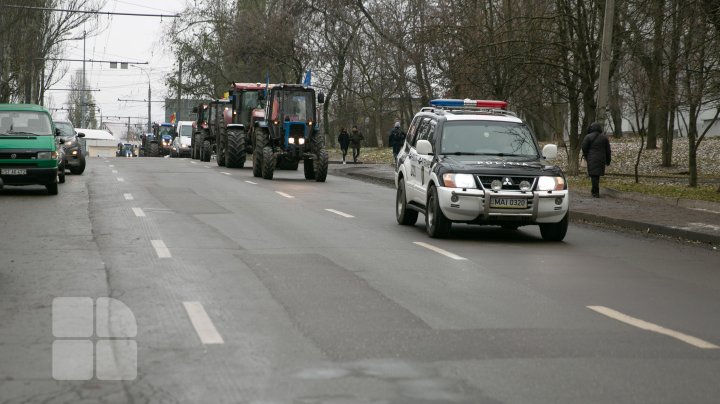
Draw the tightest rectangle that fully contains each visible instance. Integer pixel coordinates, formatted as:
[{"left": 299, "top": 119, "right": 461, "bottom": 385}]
[
  {"left": 426, "top": 185, "right": 451, "bottom": 238},
  {"left": 539, "top": 213, "right": 568, "bottom": 241},
  {"left": 396, "top": 177, "right": 418, "bottom": 225}
]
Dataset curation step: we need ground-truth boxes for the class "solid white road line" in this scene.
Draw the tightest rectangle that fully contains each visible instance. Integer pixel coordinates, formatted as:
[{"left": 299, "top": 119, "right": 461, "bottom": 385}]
[
  {"left": 245, "top": 181, "right": 258, "bottom": 185},
  {"left": 325, "top": 208, "right": 354, "bottom": 218},
  {"left": 413, "top": 241, "right": 467, "bottom": 261},
  {"left": 116, "top": 177, "right": 124, "bottom": 182},
  {"left": 124, "top": 193, "right": 134, "bottom": 201},
  {"left": 276, "top": 191, "right": 295, "bottom": 199},
  {"left": 183, "top": 302, "right": 224, "bottom": 345},
  {"left": 112, "top": 170, "right": 118, "bottom": 174},
  {"left": 132, "top": 207, "right": 145, "bottom": 217},
  {"left": 587, "top": 305, "right": 719, "bottom": 349},
  {"left": 220, "top": 171, "right": 231, "bottom": 175},
  {"left": 150, "top": 240, "right": 171, "bottom": 258}
]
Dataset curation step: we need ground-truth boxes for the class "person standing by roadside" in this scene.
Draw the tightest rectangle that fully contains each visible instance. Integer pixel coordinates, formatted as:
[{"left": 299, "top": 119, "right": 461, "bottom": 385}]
[
  {"left": 337, "top": 127, "right": 350, "bottom": 164},
  {"left": 581, "top": 122, "right": 612, "bottom": 198},
  {"left": 388, "top": 121, "right": 405, "bottom": 164},
  {"left": 350, "top": 125, "right": 364, "bottom": 164}
]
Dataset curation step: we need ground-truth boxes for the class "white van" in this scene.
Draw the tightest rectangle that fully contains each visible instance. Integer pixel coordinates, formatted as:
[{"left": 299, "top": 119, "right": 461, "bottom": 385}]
[{"left": 172, "top": 121, "right": 194, "bottom": 157}]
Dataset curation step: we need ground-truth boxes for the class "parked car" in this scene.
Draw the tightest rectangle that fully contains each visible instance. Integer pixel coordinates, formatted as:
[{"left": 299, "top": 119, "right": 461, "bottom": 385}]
[
  {"left": 0, "top": 103, "right": 62, "bottom": 194},
  {"left": 54, "top": 120, "right": 86, "bottom": 175}
]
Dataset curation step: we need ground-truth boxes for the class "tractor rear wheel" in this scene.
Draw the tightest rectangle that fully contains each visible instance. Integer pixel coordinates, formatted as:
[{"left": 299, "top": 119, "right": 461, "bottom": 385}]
[
  {"left": 261, "top": 146, "right": 275, "bottom": 180},
  {"left": 149, "top": 142, "right": 159, "bottom": 157},
  {"left": 226, "top": 129, "right": 246, "bottom": 168},
  {"left": 314, "top": 148, "right": 328, "bottom": 182},
  {"left": 201, "top": 141, "right": 211, "bottom": 162},
  {"left": 216, "top": 138, "right": 226, "bottom": 166}
]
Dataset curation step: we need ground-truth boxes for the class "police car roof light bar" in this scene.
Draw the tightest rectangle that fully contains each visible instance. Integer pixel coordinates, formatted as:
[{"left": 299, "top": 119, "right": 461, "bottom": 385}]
[{"left": 429, "top": 99, "right": 508, "bottom": 110}]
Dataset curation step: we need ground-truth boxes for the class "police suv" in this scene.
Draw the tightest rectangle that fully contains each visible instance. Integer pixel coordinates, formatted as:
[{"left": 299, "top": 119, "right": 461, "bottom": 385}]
[{"left": 395, "top": 99, "right": 569, "bottom": 240}]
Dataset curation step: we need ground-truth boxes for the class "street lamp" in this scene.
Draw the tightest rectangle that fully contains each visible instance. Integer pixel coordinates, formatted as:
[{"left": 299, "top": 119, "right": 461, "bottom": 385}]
[{"left": 111, "top": 63, "right": 152, "bottom": 133}]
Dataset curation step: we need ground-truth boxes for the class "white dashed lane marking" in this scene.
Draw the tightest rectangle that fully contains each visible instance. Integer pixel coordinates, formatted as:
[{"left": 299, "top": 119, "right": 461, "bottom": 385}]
[
  {"left": 587, "top": 305, "right": 719, "bottom": 349},
  {"left": 325, "top": 209, "right": 354, "bottom": 218},
  {"left": 132, "top": 207, "right": 145, "bottom": 217},
  {"left": 220, "top": 172, "right": 231, "bottom": 175},
  {"left": 413, "top": 241, "right": 467, "bottom": 260},
  {"left": 183, "top": 302, "right": 224, "bottom": 345},
  {"left": 151, "top": 240, "right": 171, "bottom": 258},
  {"left": 203, "top": 165, "right": 210, "bottom": 168},
  {"left": 124, "top": 193, "right": 134, "bottom": 200},
  {"left": 245, "top": 181, "right": 258, "bottom": 185},
  {"left": 112, "top": 170, "right": 118, "bottom": 174},
  {"left": 116, "top": 177, "right": 124, "bottom": 182},
  {"left": 190, "top": 161, "right": 197, "bottom": 164},
  {"left": 276, "top": 191, "right": 295, "bottom": 199},
  {"left": 108, "top": 164, "right": 114, "bottom": 168}
]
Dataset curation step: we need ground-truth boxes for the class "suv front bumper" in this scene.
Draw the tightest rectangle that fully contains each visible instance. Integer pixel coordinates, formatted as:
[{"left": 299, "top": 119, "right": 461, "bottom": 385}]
[{"left": 437, "top": 187, "right": 569, "bottom": 224}]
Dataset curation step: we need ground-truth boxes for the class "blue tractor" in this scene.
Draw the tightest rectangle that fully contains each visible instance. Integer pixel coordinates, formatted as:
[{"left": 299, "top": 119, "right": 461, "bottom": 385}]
[{"left": 251, "top": 84, "right": 327, "bottom": 181}]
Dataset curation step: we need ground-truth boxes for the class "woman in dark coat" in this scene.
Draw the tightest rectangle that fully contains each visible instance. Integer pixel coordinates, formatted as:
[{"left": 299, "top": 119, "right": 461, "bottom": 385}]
[
  {"left": 581, "top": 122, "right": 612, "bottom": 198},
  {"left": 337, "top": 127, "right": 350, "bottom": 164}
]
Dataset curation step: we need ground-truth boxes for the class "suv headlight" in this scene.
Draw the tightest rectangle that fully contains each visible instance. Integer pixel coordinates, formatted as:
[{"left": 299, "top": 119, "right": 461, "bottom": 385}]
[
  {"left": 442, "top": 173, "right": 477, "bottom": 188},
  {"left": 37, "top": 151, "right": 57, "bottom": 159},
  {"left": 537, "top": 176, "right": 566, "bottom": 191}
]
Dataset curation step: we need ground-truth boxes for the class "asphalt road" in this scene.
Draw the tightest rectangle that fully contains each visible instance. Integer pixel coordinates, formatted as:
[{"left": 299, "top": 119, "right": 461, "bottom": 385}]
[{"left": 1, "top": 156, "right": 719, "bottom": 404}]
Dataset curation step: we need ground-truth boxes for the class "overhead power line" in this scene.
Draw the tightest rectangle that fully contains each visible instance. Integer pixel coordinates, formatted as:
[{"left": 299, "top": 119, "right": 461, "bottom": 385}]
[{"left": 0, "top": 4, "right": 180, "bottom": 18}]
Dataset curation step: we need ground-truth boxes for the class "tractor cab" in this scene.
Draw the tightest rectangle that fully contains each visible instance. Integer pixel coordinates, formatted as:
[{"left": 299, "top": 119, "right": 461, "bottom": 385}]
[{"left": 266, "top": 85, "right": 317, "bottom": 149}]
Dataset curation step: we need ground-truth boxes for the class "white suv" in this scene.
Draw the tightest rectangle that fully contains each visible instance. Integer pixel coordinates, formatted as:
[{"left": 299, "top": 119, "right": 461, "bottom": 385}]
[{"left": 395, "top": 99, "right": 569, "bottom": 240}]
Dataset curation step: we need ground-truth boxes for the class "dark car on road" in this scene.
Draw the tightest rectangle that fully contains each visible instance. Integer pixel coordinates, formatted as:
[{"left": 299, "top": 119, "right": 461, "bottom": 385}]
[{"left": 54, "top": 121, "right": 86, "bottom": 175}]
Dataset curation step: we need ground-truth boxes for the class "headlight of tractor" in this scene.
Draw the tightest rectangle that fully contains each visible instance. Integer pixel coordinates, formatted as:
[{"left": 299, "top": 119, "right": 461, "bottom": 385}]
[
  {"left": 442, "top": 173, "right": 477, "bottom": 188},
  {"left": 537, "top": 176, "right": 566, "bottom": 191}
]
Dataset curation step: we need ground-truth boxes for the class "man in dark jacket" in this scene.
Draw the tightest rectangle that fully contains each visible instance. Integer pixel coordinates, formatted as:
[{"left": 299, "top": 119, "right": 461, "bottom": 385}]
[
  {"left": 337, "top": 127, "right": 350, "bottom": 164},
  {"left": 350, "top": 126, "right": 364, "bottom": 163},
  {"left": 581, "top": 122, "right": 612, "bottom": 198},
  {"left": 388, "top": 121, "right": 405, "bottom": 164}
]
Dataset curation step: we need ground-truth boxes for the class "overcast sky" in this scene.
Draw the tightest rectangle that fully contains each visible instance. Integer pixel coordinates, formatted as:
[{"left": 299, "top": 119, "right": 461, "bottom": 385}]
[{"left": 46, "top": 0, "right": 187, "bottom": 130}]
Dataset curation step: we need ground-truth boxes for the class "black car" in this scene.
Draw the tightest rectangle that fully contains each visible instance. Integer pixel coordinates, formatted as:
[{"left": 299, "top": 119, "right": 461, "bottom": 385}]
[{"left": 54, "top": 121, "right": 86, "bottom": 175}]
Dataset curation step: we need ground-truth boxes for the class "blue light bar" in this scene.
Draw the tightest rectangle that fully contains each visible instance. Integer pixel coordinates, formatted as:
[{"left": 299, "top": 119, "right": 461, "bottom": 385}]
[{"left": 429, "top": 99, "right": 508, "bottom": 109}]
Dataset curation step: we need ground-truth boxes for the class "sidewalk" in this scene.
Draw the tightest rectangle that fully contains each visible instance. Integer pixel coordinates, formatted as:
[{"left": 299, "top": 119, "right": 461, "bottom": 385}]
[{"left": 328, "top": 162, "right": 720, "bottom": 246}]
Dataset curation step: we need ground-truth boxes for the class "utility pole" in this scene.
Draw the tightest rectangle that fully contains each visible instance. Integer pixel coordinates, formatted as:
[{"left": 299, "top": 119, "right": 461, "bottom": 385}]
[
  {"left": 596, "top": 0, "right": 615, "bottom": 125},
  {"left": 148, "top": 82, "right": 152, "bottom": 133},
  {"left": 176, "top": 58, "right": 182, "bottom": 122},
  {"left": 81, "top": 31, "right": 86, "bottom": 129}
]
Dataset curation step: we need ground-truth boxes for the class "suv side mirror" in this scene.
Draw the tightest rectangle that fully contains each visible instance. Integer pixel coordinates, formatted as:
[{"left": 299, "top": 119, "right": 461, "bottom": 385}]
[
  {"left": 55, "top": 128, "right": 61, "bottom": 137},
  {"left": 77, "top": 132, "right": 85, "bottom": 138},
  {"left": 317, "top": 92, "right": 325, "bottom": 105},
  {"left": 542, "top": 144, "right": 557, "bottom": 160},
  {"left": 416, "top": 139, "right": 433, "bottom": 155}
]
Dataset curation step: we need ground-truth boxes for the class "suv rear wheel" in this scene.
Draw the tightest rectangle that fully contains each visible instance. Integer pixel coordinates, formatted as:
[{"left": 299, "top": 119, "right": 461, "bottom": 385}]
[
  {"left": 396, "top": 178, "right": 417, "bottom": 225},
  {"left": 426, "top": 185, "right": 451, "bottom": 238}
]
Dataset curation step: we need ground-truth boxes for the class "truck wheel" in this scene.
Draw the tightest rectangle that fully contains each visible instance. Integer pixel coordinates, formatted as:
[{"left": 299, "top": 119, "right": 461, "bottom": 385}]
[
  {"left": 261, "top": 146, "right": 275, "bottom": 180},
  {"left": 396, "top": 178, "right": 418, "bottom": 225},
  {"left": 58, "top": 163, "right": 66, "bottom": 184},
  {"left": 46, "top": 182, "right": 58, "bottom": 195},
  {"left": 313, "top": 148, "right": 328, "bottom": 182},
  {"left": 149, "top": 142, "right": 159, "bottom": 157},
  {"left": 539, "top": 213, "right": 568, "bottom": 242},
  {"left": 426, "top": 186, "right": 451, "bottom": 238},
  {"left": 252, "top": 133, "right": 266, "bottom": 177},
  {"left": 303, "top": 158, "right": 315, "bottom": 179},
  {"left": 226, "top": 129, "right": 246, "bottom": 168}
]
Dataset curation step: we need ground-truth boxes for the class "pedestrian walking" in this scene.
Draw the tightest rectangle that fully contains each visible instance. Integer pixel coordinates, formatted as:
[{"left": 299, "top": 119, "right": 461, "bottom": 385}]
[
  {"left": 581, "top": 122, "right": 612, "bottom": 198},
  {"left": 337, "top": 127, "right": 350, "bottom": 164},
  {"left": 350, "top": 125, "right": 364, "bottom": 163},
  {"left": 388, "top": 121, "right": 406, "bottom": 164}
]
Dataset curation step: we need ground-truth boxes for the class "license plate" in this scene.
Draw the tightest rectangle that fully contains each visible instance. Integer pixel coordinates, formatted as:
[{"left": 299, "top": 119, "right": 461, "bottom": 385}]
[
  {"left": 1, "top": 168, "right": 26, "bottom": 175},
  {"left": 490, "top": 197, "right": 527, "bottom": 209}
]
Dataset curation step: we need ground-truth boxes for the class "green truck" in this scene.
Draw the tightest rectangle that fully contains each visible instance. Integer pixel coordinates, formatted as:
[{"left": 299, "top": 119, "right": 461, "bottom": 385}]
[{"left": 0, "top": 104, "right": 61, "bottom": 195}]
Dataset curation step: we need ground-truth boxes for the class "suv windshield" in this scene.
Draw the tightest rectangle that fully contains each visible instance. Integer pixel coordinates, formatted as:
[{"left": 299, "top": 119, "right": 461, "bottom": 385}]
[
  {"left": 55, "top": 122, "right": 75, "bottom": 138},
  {"left": 0, "top": 111, "right": 53, "bottom": 136},
  {"left": 440, "top": 121, "right": 539, "bottom": 156}
]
